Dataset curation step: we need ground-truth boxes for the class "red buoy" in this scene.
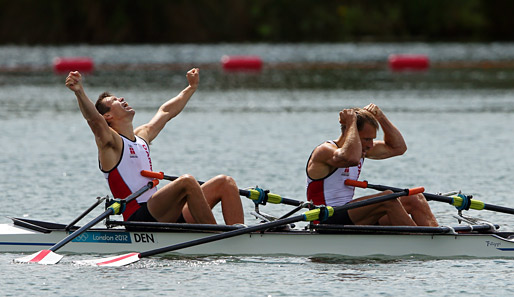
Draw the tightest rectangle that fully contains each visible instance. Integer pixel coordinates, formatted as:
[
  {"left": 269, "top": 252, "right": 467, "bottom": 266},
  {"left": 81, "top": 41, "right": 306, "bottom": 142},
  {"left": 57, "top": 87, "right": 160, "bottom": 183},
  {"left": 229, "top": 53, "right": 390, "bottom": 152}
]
[
  {"left": 221, "top": 55, "right": 262, "bottom": 71},
  {"left": 53, "top": 57, "right": 94, "bottom": 74},
  {"left": 388, "top": 54, "right": 429, "bottom": 71}
]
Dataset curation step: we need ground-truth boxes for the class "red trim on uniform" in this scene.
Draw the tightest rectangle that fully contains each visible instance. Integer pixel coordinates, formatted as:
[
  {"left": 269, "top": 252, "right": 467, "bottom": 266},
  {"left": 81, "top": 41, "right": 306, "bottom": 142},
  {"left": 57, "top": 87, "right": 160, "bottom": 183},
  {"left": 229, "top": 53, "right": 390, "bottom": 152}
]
[
  {"left": 107, "top": 168, "right": 141, "bottom": 220},
  {"left": 307, "top": 180, "right": 326, "bottom": 206},
  {"left": 123, "top": 200, "right": 140, "bottom": 221},
  {"left": 307, "top": 180, "right": 326, "bottom": 224}
]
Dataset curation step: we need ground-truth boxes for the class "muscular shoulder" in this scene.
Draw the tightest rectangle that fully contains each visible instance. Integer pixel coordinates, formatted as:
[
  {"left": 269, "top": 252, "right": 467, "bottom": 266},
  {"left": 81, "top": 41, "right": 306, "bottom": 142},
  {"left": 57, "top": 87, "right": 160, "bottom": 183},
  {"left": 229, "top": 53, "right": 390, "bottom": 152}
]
[
  {"left": 134, "top": 123, "right": 156, "bottom": 145},
  {"left": 311, "top": 142, "right": 338, "bottom": 161},
  {"left": 307, "top": 142, "right": 337, "bottom": 179}
]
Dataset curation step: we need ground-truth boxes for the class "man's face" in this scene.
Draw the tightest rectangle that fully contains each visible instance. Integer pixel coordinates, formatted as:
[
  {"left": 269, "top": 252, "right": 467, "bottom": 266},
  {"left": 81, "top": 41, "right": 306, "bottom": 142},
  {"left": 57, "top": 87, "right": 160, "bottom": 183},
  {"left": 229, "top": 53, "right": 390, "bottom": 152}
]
[
  {"left": 103, "top": 95, "right": 134, "bottom": 119},
  {"left": 358, "top": 123, "right": 377, "bottom": 157}
]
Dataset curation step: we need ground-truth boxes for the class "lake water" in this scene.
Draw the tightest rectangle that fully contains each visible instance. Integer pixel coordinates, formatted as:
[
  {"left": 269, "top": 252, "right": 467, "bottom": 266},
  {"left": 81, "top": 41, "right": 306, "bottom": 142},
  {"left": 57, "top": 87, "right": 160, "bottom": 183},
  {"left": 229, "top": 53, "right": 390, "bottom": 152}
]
[{"left": 1, "top": 43, "right": 514, "bottom": 296}]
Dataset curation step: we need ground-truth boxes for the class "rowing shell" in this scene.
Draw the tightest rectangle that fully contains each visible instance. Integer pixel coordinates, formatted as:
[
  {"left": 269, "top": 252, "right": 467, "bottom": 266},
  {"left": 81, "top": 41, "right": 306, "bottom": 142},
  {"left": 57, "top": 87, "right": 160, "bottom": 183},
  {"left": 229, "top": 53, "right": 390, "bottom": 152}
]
[{"left": 2, "top": 218, "right": 514, "bottom": 258}]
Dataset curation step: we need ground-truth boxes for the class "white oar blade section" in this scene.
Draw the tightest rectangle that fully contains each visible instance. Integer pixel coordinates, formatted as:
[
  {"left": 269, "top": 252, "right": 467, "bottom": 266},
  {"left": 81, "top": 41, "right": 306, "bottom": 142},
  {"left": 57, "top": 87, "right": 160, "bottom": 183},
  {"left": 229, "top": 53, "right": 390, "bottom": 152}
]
[
  {"left": 14, "top": 250, "right": 63, "bottom": 265},
  {"left": 74, "top": 252, "right": 141, "bottom": 267}
]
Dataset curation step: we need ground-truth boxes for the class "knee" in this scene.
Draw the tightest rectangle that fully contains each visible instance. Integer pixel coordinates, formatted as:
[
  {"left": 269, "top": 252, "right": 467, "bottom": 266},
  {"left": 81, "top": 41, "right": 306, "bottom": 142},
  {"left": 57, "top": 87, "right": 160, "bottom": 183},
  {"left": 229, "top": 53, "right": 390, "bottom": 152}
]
[
  {"left": 378, "top": 196, "right": 406, "bottom": 215},
  {"left": 176, "top": 174, "right": 200, "bottom": 190},
  {"left": 212, "top": 175, "right": 237, "bottom": 189},
  {"left": 382, "top": 198, "right": 403, "bottom": 210},
  {"left": 404, "top": 193, "right": 428, "bottom": 209}
]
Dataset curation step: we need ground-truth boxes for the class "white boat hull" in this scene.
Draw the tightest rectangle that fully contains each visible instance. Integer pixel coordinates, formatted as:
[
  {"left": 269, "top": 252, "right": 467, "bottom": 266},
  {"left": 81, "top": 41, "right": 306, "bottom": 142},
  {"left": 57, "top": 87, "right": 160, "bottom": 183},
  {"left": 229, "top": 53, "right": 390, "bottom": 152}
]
[{"left": 2, "top": 220, "right": 514, "bottom": 258}]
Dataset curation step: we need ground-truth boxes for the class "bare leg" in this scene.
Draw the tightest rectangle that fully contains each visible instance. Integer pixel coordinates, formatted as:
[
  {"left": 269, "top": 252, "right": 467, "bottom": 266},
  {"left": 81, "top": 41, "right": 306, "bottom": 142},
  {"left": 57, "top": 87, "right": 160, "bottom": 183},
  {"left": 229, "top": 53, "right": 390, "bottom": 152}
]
[
  {"left": 182, "top": 175, "right": 244, "bottom": 225},
  {"left": 147, "top": 174, "right": 216, "bottom": 224},
  {"left": 348, "top": 191, "right": 417, "bottom": 226},
  {"left": 398, "top": 194, "right": 438, "bottom": 226}
]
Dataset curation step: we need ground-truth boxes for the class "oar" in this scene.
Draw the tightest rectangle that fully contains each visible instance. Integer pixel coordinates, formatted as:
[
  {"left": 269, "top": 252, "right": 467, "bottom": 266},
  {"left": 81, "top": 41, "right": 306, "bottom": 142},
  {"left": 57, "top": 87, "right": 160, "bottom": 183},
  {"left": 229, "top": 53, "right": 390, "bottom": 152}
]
[
  {"left": 76, "top": 186, "right": 423, "bottom": 267},
  {"left": 141, "top": 170, "right": 303, "bottom": 207},
  {"left": 345, "top": 179, "right": 514, "bottom": 215},
  {"left": 15, "top": 180, "right": 158, "bottom": 265}
]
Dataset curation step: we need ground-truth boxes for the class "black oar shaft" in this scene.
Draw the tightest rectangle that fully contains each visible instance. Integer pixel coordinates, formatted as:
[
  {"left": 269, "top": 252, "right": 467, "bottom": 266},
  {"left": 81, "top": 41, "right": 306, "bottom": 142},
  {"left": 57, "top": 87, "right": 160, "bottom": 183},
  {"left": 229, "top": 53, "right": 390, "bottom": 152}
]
[
  {"left": 50, "top": 181, "right": 156, "bottom": 252},
  {"left": 140, "top": 188, "right": 416, "bottom": 258},
  {"left": 140, "top": 215, "right": 301, "bottom": 258},
  {"left": 480, "top": 204, "right": 514, "bottom": 215},
  {"left": 142, "top": 170, "right": 303, "bottom": 207},
  {"left": 347, "top": 180, "right": 514, "bottom": 215},
  {"left": 51, "top": 208, "right": 115, "bottom": 251}
]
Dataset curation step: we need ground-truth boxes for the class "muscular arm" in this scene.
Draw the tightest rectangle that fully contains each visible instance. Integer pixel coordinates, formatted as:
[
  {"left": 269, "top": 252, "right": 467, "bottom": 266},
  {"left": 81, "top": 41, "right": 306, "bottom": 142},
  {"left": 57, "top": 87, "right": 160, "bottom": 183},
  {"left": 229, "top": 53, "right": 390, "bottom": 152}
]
[
  {"left": 135, "top": 68, "right": 200, "bottom": 143},
  {"left": 307, "top": 109, "right": 362, "bottom": 179},
  {"left": 65, "top": 71, "right": 121, "bottom": 170},
  {"left": 364, "top": 103, "right": 407, "bottom": 159}
]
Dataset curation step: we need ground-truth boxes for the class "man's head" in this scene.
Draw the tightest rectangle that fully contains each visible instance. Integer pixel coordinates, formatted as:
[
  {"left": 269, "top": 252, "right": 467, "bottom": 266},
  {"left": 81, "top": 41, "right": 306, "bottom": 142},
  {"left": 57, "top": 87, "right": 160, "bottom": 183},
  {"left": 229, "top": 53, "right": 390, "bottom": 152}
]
[
  {"left": 95, "top": 92, "right": 112, "bottom": 115},
  {"left": 340, "top": 108, "right": 379, "bottom": 133},
  {"left": 341, "top": 108, "right": 379, "bottom": 157},
  {"left": 95, "top": 92, "right": 134, "bottom": 126}
]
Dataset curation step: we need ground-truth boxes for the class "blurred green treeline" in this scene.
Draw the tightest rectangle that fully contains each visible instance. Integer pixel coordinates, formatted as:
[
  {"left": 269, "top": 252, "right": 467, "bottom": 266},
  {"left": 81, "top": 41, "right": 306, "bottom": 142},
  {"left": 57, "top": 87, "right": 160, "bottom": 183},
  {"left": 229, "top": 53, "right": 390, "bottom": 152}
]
[{"left": 1, "top": 0, "right": 513, "bottom": 44}]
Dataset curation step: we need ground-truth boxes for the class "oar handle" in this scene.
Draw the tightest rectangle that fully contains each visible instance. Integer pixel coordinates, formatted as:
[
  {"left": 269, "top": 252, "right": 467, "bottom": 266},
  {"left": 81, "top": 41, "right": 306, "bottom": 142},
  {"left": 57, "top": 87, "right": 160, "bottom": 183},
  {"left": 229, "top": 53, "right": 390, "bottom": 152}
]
[
  {"left": 345, "top": 179, "right": 514, "bottom": 215},
  {"left": 331, "top": 186, "right": 423, "bottom": 213},
  {"left": 141, "top": 170, "right": 165, "bottom": 179},
  {"left": 141, "top": 170, "right": 303, "bottom": 207},
  {"left": 345, "top": 179, "right": 423, "bottom": 196}
]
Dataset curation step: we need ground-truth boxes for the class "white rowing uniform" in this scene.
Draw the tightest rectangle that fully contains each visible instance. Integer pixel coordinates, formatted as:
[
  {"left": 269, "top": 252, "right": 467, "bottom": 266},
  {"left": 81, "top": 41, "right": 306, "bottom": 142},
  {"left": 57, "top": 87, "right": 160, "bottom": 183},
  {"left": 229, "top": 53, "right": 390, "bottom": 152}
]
[
  {"left": 306, "top": 140, "right": 363, "bottom": 206},
  {"left": 101, "top": 134, "right": 157, "bottom": 220}
]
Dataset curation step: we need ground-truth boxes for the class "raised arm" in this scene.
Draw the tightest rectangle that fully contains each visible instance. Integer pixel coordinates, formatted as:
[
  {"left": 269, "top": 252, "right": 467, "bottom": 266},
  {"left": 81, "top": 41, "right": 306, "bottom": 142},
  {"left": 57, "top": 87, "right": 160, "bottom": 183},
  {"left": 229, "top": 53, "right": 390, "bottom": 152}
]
[
  {"left": 65, "top": 71, "right": 120, "bottom": 166},
  {"left": 135, "top": 68, "right": 200, "bottom": 143},
  {"left": 307, "top": 109, "right": 362, "bottom": 179},
  {"left": 364, "top": 103, "right": 407, "bottom": 159}
]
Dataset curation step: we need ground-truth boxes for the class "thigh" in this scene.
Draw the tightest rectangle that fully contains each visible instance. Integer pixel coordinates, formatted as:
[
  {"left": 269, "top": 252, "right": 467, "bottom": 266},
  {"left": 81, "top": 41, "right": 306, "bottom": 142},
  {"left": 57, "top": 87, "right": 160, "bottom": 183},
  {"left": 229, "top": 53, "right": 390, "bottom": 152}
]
[
  {"left": 199, "top": 176, "right": 229, "bottom": 208},
  {"left": 398, "top": 194, "right": 425, "bottom": 213},
  {"left": 347, "top": 191, "right": 394, "bottom": 225},
  {"left": 147, "top": 182, "right": 187, "bottom": 222}
]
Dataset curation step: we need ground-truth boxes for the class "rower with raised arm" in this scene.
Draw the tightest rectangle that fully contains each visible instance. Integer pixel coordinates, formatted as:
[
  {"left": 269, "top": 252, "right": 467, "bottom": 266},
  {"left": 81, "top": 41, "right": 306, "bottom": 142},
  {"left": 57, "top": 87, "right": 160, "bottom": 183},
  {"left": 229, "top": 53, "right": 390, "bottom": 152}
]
[
  {"left": 306, "top": 103, "right": 438, "bottom": 226},
  {"left": 65, "top": 68, "right": 244, "bottom": 225}
]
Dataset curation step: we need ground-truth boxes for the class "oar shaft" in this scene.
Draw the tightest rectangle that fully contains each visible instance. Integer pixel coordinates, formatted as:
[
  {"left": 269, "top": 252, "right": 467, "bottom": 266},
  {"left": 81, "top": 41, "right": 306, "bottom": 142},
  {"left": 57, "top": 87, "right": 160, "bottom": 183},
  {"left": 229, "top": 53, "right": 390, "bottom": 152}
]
[
  {"left": 140, "top": 187, "right": 420, "bottom": 258},
  {"left": 481, "top": 204, "right": 514, "bottom": 215},
  {"left": 50, "top": 181, "right": 157, "bottom": 252},
  {"left": 345, "top": 179, "right": 514, "bottom": 215},
  {"left": 51, "top": 208, "right": 115, "bottom": 251},
  {"left": 140, "top": 215, "right": 301, "bottom": 257},
  {"left": 141, "top": 170, "right": 303, "bottom": 207}
]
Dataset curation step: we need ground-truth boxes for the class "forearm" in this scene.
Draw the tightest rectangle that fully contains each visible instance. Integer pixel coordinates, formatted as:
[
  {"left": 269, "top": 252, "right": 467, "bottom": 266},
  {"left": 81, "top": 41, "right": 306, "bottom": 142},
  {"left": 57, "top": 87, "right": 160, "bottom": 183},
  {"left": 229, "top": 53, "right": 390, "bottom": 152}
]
[
  {"left": 74, "top": 88, "right": 104, "bottom": 123},
  {"left": 159, "top": 85, "right": 197, "bottom": 118},
  {"left": 336, "top": 123, "right": 362, "bottom": 165},
  {"left": 136, "top": 85, "right": 197, "bottom": 143},
  {"left": 376, "top": 114, "right": 407, "bottom": 152}
]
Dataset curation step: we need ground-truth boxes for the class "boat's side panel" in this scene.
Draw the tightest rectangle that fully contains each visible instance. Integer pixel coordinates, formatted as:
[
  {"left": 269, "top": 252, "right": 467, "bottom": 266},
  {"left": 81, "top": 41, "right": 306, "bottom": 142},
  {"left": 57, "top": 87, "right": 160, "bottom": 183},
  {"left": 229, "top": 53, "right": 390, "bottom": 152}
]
[
  {"left": 2, "top": 223, "right": 514, "bottom": 257},
  {"left": 155, "top": 232, "right": 514, "bottom": 258}
]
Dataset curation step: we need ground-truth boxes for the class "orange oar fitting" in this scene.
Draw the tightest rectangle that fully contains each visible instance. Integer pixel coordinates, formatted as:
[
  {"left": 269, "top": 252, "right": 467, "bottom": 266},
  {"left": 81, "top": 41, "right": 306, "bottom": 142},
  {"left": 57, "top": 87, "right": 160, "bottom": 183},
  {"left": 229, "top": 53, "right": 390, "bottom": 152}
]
[
  {"left": 408, "top": 187, "right": 424, "bottom": 195},
  {"left": 141, "top": 170, "right": 164, "bottom": 179},
  {"left": 151, "top": 179, "right": 159, "bottom": 188},
  {"left": 344, "top": 179, "right": 368, "bottom": 188}
]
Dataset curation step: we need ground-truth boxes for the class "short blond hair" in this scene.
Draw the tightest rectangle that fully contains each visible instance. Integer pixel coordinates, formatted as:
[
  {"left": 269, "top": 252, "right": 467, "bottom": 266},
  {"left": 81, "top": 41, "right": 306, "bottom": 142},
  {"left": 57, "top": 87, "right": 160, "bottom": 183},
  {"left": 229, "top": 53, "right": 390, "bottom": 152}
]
[{"left": 340, "top": 108, "right": 379, "bottom": 133}]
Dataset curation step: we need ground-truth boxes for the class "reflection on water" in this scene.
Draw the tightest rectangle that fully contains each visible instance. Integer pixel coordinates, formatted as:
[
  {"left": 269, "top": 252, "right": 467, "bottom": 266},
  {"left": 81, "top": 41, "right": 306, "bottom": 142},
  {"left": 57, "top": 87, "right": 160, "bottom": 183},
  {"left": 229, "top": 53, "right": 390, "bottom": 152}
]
[{"left": 310, "top": 256, "right": 405, "bottom": 265}]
